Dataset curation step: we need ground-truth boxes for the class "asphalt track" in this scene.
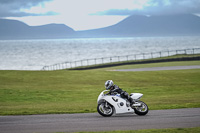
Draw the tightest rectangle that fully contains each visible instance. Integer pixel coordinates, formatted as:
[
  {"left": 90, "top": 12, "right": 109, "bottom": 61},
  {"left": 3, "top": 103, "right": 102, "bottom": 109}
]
[
  {"left": 0, "top": 108, "right": 200, "bottom": 133},
  {"left": 114, "top": 65, "right": 200, "bottom": 71}
]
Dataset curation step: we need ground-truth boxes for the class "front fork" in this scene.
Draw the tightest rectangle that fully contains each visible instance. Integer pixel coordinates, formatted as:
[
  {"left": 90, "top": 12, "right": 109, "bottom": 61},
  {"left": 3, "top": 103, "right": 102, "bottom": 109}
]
[{"left": 104, "top": 101, "right": 109, "bottom": 108}]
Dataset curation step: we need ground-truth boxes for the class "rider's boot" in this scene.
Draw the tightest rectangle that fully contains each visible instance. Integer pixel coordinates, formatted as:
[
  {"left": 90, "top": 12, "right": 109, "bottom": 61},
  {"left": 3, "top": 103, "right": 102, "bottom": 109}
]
[{"left": 129, "top": 98, "right": 136, "bottom": 104}]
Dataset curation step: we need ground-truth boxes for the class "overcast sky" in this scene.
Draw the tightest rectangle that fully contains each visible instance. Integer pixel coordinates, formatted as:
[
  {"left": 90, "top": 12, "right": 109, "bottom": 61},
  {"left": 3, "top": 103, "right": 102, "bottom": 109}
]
[{"left": 1, "top": 0, "right": 200, "bottom": 30}]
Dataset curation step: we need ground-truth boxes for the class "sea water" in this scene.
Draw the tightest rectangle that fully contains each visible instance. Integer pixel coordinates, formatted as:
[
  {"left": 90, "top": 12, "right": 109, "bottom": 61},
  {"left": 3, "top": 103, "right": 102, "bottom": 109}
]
[{"left": 0, "top": 36, "right": 200, "bottom": 70}]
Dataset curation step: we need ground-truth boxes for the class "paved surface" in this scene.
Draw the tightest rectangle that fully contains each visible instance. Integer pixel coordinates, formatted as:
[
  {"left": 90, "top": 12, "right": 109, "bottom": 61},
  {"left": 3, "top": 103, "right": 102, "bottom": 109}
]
[
  {"left": 0, "top": 108, "right": 200, "bottom": 133},
  {"left": 114, "top": 65, "right": 200, "bottom": 71}
]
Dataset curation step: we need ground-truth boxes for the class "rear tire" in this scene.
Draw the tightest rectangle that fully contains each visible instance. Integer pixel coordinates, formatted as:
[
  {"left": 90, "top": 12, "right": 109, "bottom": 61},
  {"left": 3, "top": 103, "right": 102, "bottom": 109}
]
[
  {"left": 97, "top": 102, "right": 114, "bottom": 117},
  {"left": 133, "top": 101, "right": 148, "bottom": 116}
]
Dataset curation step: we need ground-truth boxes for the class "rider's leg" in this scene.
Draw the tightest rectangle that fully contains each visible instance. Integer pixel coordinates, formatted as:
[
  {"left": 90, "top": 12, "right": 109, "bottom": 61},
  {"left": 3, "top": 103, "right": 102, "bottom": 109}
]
[{"left": 122, "top": 91, "right": 135, "bottom": 104}]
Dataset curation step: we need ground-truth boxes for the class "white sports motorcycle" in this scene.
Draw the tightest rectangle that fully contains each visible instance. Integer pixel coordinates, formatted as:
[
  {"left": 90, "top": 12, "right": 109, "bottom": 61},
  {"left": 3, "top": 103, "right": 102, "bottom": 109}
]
[{"left": 97, "top": 90, "right": 148, "bottom": 117}]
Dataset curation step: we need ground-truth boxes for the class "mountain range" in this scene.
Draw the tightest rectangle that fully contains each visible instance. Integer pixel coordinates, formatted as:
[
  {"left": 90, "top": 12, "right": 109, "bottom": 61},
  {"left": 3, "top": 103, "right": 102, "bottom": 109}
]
[
  {"left": 0, "top": 19, "right": 75, "bottom": 39},
  {"left": 0, "top": 14, "right": 200, "bottom": 39}
]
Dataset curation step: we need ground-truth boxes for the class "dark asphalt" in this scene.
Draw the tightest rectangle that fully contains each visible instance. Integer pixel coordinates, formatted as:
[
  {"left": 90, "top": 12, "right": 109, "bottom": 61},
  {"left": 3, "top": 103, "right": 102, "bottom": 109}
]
[
  {"left": 0, "top": 108, "right": 200, "bottom": 133},
  {"left": 114, "top": 65, "right": 200, "bottom": 71}
]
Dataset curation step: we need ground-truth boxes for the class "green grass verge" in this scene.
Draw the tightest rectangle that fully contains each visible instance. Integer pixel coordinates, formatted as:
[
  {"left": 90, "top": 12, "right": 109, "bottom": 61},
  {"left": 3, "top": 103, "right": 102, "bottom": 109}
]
[
  {"left": 98, "top": 60, "right": 200, "bottom": 71},
  {"left": 71, "top": 127, "right": 200, "bottom": 133},
  {"left": 0, "top": 61, "right": 200, "bottom": 115},
  {"left": 69, "top": 54, "right": 200, "bottom": 70}
]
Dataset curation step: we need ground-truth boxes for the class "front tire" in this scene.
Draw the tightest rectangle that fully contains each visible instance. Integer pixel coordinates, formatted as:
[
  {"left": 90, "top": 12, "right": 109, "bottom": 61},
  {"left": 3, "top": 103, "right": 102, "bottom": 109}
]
[
  {"left": 97, "top": 102, "right": 114, "bottom": 117},
  {"left": 132, "top": 101, "right": 148, "bottom": 116}
]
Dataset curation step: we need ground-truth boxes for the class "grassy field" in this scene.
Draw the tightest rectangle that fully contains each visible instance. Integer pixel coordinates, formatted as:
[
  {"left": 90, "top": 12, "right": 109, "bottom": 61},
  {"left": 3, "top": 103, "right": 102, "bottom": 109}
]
[
  {"left": 0, "top": 60, "right": 200, "bottom": 115},
  {"left": 72, "top": 127, "right": 200, "bottom": 133}
]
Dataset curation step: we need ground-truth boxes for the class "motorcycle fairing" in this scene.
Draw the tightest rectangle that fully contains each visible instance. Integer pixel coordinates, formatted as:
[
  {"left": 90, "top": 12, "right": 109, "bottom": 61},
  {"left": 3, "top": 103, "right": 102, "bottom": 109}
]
[{"left": 99, "top": 95, "right": 134, "bottom": 114}]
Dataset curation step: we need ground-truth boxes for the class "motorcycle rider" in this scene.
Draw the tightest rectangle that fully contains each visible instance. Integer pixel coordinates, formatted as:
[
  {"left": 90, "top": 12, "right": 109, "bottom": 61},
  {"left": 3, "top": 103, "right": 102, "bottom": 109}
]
[{"left": 105, "top": 80, "right": 135, "bottom": 104}]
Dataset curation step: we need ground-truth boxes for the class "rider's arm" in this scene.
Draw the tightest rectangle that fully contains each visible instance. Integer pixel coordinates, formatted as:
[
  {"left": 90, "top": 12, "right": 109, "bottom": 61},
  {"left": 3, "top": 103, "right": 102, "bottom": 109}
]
[{"left": 110, "top": 85, "right": 121, "bottom": 93}]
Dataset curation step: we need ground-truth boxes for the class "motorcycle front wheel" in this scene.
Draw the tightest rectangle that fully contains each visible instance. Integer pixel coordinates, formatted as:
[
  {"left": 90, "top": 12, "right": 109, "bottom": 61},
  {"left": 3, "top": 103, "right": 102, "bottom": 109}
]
[
  {"left": 97, "top": 102, "right": 114, "bottom": 117},
  {"left": 133, "top": 101, "right": 148, "bottom": 116}
]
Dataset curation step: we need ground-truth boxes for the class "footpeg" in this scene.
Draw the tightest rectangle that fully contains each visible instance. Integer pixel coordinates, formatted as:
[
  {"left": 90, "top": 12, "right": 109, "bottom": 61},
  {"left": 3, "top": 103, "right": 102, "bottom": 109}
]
[{"left": 132, "top": 103, "right": 141, "bottom": 107}]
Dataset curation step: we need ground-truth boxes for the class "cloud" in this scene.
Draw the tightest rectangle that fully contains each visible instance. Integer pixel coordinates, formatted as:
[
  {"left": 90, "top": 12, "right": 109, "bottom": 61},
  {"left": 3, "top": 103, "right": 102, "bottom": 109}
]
[
  {"left": 2, "top": 0, "right": 200, "bottom": 18},
  {"left": 0, "top": 0, "right": 54, "bottom": 17},
  {"left": 94, "top": 0, "right": 200, "bottom": 16}
]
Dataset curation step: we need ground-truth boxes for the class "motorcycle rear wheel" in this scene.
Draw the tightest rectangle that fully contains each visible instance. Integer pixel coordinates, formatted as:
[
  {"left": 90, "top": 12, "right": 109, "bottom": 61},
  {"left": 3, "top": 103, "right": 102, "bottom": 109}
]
[
  {"left": 97, "top": 102, "right": 114, "bottom": 117},
  {"left": 133, "top": 101, "right": 148, "bottom": 116}
]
